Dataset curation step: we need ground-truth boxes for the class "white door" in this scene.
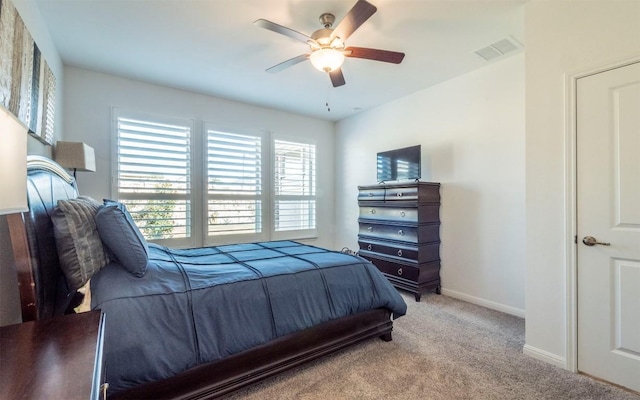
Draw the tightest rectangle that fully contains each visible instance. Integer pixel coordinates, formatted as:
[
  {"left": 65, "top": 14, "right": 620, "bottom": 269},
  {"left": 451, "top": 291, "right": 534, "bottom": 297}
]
[{"left": 577, "top": 61, "right": 640, "bottom": 392}]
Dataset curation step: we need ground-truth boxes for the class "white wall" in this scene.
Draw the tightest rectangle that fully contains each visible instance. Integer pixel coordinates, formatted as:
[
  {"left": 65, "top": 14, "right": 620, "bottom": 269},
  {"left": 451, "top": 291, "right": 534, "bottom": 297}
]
[
  {"left": 524, "top": 0, "right": 640, "bottom": 368},
  {"left": 63, "top": 67, "right": 336, "bottom": 249},
  {"left": 335, "top": 54, "right": 525, "bottom": 316},
  {"left": 0, "top": 0, "right": 65, "bottom": 326}
]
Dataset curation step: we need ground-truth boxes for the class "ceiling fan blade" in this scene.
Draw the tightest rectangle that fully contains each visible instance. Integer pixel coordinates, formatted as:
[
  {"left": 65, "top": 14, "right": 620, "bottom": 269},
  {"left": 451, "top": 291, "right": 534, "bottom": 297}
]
[
  {"left": 330, "top": 0, "right": 377, "bottom": 42},
  {"left": 329, "top": 69, "right": 346, "bottom": 87},
  {"left": 266, "top": 54, "right": 310, "bottom": 73},
  {"left": 254, "top": 19, "right": 317, "bottom": 46},
  {"left": 344, "top": 47, "right": 405, "bottom": 64}
]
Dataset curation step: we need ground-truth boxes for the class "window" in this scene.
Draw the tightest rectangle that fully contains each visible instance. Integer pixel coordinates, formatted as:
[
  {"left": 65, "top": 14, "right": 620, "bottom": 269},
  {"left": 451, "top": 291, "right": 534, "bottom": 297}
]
[
  {"left": 207, "top": 129, "right": 264, "bottom": 240},
  {"left": 273, "top": 139, "right": 316, "bottom": 233},
  {"left": 113, "top": 110, "right": 317, "bottom": 247},
  {"left": 113, "top": 110, "right": 193, "bottom": 246}
]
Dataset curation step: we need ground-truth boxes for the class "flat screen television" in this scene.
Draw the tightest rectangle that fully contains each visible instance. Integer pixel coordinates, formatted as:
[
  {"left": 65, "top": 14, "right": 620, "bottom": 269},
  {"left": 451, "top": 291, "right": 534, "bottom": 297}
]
[{"left": 376, "top": 145, "right": 421, "bottom": 183}]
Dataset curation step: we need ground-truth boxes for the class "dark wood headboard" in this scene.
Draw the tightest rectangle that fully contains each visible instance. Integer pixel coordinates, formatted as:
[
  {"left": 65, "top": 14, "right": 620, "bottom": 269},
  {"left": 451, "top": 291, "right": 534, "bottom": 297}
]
[{"left": 7, "top": 156, "right": 79, "bottom": 322}]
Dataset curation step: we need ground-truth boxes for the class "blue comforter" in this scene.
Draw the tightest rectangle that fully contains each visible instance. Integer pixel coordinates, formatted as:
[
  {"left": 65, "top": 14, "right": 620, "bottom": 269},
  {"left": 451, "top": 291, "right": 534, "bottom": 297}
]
[{"left": 91, "top": 241, "right": 407, "bottom": 393}]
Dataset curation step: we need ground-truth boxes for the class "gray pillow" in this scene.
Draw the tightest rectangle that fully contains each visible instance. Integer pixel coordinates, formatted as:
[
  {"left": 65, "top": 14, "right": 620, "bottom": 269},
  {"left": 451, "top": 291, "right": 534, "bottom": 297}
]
[
  {"left": 52, "top": 196, "right": 111, "bottom": 291},
  {"left": 96, "top": 201, "right": 148, "bottom": 277}
]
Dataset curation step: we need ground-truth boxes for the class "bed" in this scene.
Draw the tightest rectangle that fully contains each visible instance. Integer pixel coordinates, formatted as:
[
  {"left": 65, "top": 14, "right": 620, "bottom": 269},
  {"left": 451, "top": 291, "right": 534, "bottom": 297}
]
[{"left": 7, "top": 156, "right": 407, "bottom": 399}]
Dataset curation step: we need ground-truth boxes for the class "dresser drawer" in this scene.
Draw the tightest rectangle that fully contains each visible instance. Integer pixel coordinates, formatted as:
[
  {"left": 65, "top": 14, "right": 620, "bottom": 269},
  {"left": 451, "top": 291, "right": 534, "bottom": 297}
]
[
  {"left": 359, "top": 204, "right": 439, "bottom": 223},
  {"left": 359, "top": 239, "right": 419, "bottom": 262},
  {"left": 384, "top": 183, "right": 441, "bottom": 203},
  {"left": 369, "top": 255, "right": 421, "bottom": 281},
  {"left": 357, "top": 187, "right": 385, "bottom": 202},
  {"left": 385, "top": 185, "right": 418, "bottom": 201},
  {"left": 358, "top": 221, "right": 440, "bottom": 243},
  {"left": 360, "top": 253, "right": 441, "bottom": 284},
  {"left": 359, "top": 206, "right": 418, "bottom": 223},
  {"left": 358, "top": 239, "right": 440, "bottom": 264}
]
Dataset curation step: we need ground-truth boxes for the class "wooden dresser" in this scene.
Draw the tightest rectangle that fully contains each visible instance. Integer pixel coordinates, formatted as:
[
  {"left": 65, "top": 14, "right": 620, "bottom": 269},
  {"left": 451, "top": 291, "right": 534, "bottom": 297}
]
[
  {"left": 0, "top": 310, "right": 107, "bottom": 400},
  {"left": 357, "top": 181, "right": 441, "bottom": 301}
]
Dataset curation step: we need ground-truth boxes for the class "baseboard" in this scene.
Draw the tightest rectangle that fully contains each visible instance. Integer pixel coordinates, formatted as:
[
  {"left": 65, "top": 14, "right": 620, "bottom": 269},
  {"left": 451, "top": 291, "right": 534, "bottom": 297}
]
[
  {"left": 440, "top": 288, "right": 525, "bottom": 318},
  {"left": 523, "top": 344, "right": 566, "bottom": 369},
  {"left": 438, "top": 289, "right": 566, "bottom": 370}
]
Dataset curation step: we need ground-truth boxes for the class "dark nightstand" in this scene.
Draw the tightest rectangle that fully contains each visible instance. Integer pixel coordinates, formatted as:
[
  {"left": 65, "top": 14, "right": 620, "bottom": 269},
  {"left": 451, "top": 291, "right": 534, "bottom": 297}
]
[{"left": 0, "top": 310, "right": 106, "bottom": 400}]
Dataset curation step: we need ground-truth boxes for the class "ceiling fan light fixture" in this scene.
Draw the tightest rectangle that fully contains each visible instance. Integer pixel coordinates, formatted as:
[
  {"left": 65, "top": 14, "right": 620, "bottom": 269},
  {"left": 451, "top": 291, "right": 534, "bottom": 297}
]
[
  {"left": 256, "top": 0, "right": 403, "bottom": 87},
  {"left": 310, "top": 48, "right": 345, "bottom": 72}
]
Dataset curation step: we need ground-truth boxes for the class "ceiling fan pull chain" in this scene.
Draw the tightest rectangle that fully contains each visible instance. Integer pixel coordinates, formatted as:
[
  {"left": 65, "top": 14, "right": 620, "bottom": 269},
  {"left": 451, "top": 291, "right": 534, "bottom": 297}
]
[{"left": 326, "top": 84, "right": 331, "bottom": 112}]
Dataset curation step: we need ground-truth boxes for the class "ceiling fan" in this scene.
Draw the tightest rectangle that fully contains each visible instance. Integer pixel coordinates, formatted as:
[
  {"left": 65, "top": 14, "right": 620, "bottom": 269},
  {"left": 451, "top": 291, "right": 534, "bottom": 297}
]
[{"left": 254, "top": 0, "right": 405, "bottom": 87}]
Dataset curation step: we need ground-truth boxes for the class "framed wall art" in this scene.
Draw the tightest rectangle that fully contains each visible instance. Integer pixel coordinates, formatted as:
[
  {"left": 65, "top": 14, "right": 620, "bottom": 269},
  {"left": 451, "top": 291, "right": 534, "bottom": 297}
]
[{"left": 0, "top": 0, "right": 56, "bottom": 145}]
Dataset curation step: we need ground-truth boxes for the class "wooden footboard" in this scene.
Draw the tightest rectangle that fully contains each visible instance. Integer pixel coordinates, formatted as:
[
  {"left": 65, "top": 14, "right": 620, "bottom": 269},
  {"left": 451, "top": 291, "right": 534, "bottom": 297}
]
[{"left": 110, "top": 308, "right": 393, "bottom": 399}]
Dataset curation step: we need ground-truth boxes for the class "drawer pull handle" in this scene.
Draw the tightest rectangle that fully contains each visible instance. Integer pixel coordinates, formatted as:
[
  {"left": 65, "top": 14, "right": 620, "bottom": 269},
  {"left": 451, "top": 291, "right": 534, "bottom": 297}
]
[
  {"left": 367, "top": 226, "right": 373, "bottom": 232},
  {"left": 397, "top": 192, "right": 403, "bottom": 197},
  {"left": 369, "top": 209, "right": 376, "bottom": 214},
  {"left": 400, "top": 211, "right": 405, "bottom": 217},
  {"left": 398, "top": 268, "right": 403, "bottom": 276},
  {"left": 101, "top": 383, "right": 109, "bottom": 400},
  {"left": 367, "top": 244, "right": 372, "bottom": 251},
  {"left": 397, "top": 250, "right": 403, "bottom": 257},
  {"left": 398, "top": 229, "right": 404, "bottom": 236},
  {"left": 368, "top": 192, "right": 373, "bottom": 197}
]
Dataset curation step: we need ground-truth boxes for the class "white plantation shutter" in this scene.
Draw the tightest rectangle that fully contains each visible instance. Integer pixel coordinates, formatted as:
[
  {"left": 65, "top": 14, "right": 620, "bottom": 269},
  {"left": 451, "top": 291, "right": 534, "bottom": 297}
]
[
  {"left": 207, "top": 129, "right": 264, "bottom": 239},
  {"left": 114, "top": 111, "right": 192, "bottom": 245},
  {"left": 114, "top": 110, "right": 320, "bottom": 246},
  {"left": 274, "top": 139, "right": 316, "bottom": 233}
]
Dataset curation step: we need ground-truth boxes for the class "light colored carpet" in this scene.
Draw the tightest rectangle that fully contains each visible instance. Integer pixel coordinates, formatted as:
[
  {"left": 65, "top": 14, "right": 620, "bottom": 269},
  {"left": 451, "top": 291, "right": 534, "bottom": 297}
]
[{"left": 224, "top": 293, "right": 639, "bottom": 399}]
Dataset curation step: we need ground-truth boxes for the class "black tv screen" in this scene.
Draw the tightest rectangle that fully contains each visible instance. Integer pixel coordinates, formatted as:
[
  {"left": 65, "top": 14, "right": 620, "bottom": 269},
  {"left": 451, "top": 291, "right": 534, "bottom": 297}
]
[{"left": 376, "top": 145, "right": 421, "bottom": 183}]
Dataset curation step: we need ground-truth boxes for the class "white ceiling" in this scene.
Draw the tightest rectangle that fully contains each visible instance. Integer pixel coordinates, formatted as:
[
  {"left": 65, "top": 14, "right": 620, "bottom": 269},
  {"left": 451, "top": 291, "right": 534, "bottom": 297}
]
[{"left": 34, "top": 0, "right": 525, "bottom": 121}]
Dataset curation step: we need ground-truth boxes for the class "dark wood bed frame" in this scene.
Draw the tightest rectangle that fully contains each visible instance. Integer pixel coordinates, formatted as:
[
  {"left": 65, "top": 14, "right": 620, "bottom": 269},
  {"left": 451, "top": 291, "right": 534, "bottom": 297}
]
[{"left": 7, "top": 156, "right": 394, "bottom": 399}]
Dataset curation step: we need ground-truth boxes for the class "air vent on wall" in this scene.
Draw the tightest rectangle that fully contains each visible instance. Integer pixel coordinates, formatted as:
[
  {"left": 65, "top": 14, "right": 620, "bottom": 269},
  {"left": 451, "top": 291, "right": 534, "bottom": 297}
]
[{"left": 474, "top": 37, "right": 522, "bottom": 61}]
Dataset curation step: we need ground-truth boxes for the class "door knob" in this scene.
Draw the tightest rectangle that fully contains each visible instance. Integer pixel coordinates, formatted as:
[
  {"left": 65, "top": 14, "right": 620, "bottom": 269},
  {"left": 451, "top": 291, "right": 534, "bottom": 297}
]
[{"left": 582, "top": 236, "right": 611, "bottom": 246}]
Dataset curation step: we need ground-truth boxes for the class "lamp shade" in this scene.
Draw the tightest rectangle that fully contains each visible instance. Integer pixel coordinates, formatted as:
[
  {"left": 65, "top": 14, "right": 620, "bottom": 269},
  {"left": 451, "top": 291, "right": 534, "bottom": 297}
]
[
  {"left": 0, "top": 107, "right": 28, "bottom": 215},
  {"left": 309, "top": 48, "right": 345, "bottom": 72},
  {"left": 55, "top": 141, "right": 96, "bottom": 172}
]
